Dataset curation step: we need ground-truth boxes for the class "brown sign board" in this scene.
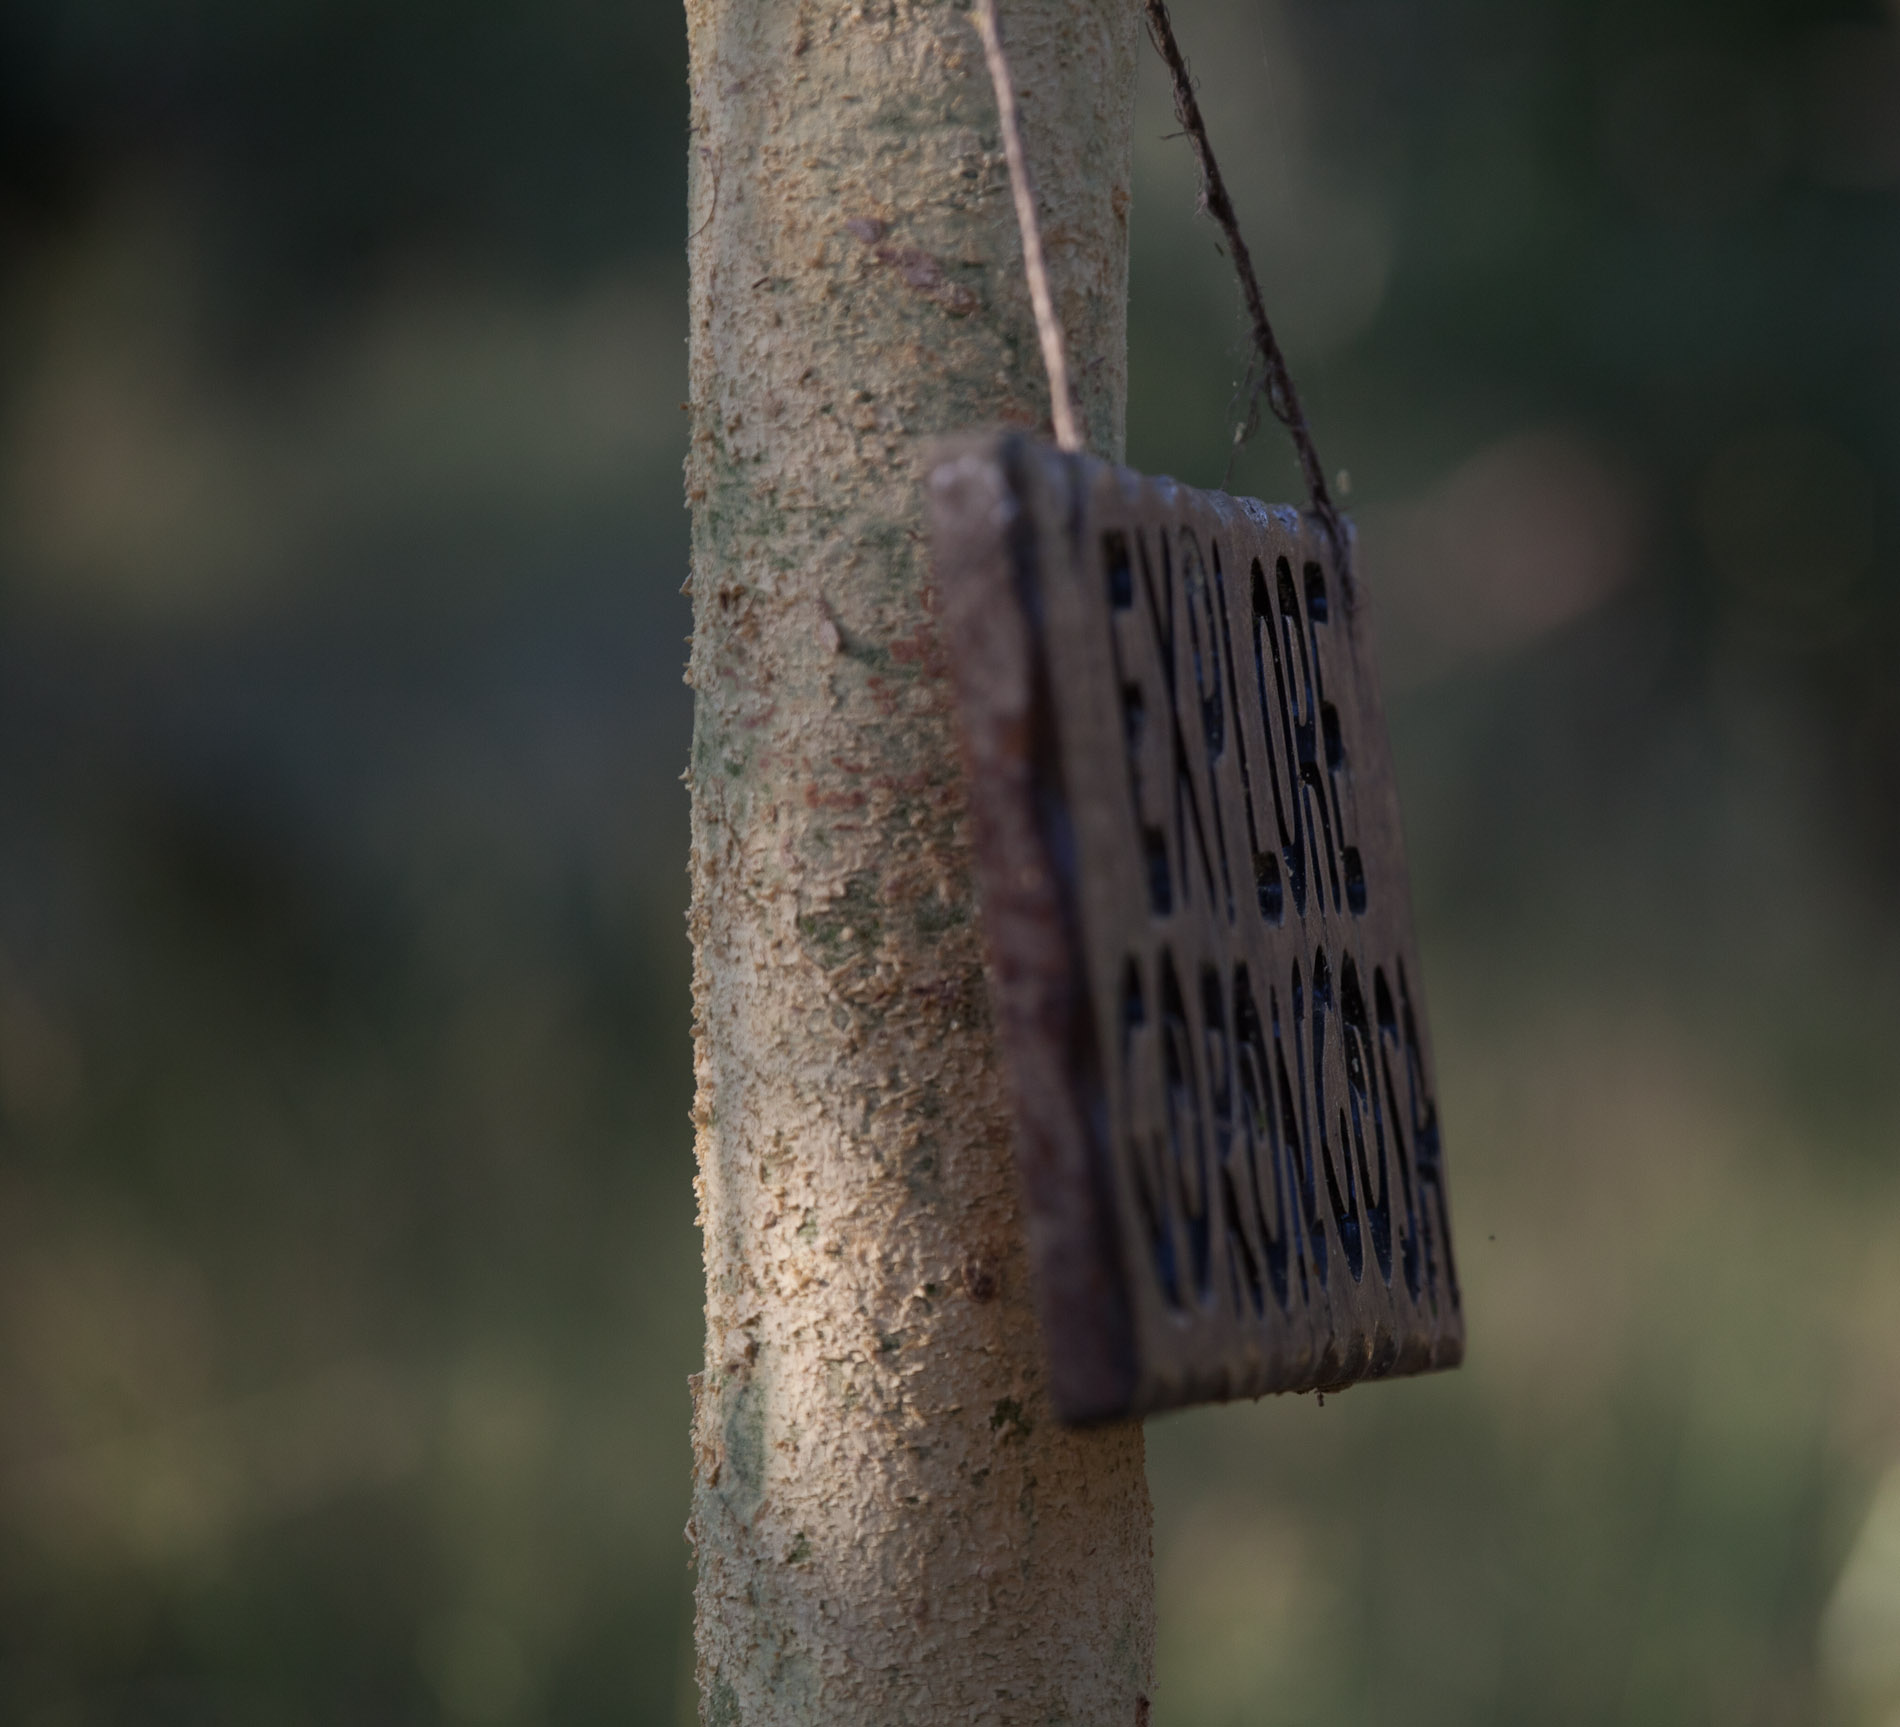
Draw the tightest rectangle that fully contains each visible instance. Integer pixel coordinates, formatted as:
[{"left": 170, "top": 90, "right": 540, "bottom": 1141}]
[{"left": 929, "top": 435, "right": 1463, "bottom": 1424}]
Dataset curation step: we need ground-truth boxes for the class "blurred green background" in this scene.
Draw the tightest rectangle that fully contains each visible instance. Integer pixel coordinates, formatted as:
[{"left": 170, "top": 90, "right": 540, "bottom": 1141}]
[{"left": 3, "top": 0, "right": 1899, "bottom": 1721}]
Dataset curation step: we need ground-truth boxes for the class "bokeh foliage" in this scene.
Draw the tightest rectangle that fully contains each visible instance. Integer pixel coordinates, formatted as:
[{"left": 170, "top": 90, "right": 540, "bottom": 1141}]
[{"left": 2, "top": 0, "right": 1899, "bottom": 1722}]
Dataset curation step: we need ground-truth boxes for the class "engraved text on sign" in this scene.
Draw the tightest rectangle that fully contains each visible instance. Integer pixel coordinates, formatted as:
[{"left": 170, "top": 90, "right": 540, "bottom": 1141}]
[{"left": 932, "top": 437, "right": 1462, "bottom": 1422}]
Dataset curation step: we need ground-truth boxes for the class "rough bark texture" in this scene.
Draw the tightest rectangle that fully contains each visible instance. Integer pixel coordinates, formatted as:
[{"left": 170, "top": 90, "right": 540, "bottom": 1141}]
[{"left": 683, "top": 1, "right": 1152, "bottom": 1723}]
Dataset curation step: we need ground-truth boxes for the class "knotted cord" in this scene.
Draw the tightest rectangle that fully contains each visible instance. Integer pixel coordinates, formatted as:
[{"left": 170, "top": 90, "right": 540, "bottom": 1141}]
[
  {"left": 974, "top": 0, "right": 1347, "bottom": 575},
  {"left": 1141, "top": 0, "right": 1346, "bottom": 571}
]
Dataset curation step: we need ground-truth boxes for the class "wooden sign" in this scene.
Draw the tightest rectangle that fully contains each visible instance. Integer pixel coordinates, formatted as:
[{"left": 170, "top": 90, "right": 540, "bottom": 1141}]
[{"left": 930, "top": 435, "right": 1463, "bottom": 1423}]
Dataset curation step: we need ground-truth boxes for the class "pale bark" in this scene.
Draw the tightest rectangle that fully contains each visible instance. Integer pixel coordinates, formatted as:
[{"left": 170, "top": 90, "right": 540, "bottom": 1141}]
[{"left": 683, "top": 0, "right": 1152, "bottom": 1722}]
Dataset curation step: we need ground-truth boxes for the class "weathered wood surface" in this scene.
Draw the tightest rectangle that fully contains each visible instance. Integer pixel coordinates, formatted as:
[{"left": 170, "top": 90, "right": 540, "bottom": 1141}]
[{"left": 932, "top": 435, "right": 1463, "bottom": 1422}]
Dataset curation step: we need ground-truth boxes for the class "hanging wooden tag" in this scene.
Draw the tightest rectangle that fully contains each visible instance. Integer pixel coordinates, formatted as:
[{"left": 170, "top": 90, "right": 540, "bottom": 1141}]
[{"left": 930, "top": 434, "right": 1463, "bottom": 1424}]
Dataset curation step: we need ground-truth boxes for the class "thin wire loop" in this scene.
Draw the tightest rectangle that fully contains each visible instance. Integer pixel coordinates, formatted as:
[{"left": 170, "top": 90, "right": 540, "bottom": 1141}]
[
  {"left": 1141, "top": 0, "right": 1347, "bottom": 572},
  {"left": 972, "top": 0, "right": 1083, "bottom": 453}
]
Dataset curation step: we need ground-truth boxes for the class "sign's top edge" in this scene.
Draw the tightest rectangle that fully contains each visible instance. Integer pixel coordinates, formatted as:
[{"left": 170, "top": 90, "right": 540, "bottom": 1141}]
[{"left": 924, "top": 429, "right": 1343, "bottom": 549}]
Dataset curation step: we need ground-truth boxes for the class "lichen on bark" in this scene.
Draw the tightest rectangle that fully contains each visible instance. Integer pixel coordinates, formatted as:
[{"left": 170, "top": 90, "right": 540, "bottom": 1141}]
[{"left": 684, "top": 1, "right": 1152, "bottom": 1721}]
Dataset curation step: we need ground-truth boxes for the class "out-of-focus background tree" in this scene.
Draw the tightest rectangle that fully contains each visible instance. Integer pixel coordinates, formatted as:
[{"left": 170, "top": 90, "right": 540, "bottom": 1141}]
[{"left": 2, "top": 0, "right": 1898, "bottom": 1720}]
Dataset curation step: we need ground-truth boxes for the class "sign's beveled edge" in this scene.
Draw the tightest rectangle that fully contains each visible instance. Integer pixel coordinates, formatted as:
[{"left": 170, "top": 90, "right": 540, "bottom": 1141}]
[{"left": 927, "top": 435, "right": 1138, "bottom": 1424}]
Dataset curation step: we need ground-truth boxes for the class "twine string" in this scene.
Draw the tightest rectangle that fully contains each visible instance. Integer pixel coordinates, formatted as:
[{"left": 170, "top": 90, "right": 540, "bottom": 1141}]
[
  {"left": 1140, "top": 0, "right": 1347, "bottom": 573},
  {"left": 972, "top": 0, "right": 1083, "bottom": 453},
  {"left": 973, "top": 0, "right": 1346, "bottom": 573}
]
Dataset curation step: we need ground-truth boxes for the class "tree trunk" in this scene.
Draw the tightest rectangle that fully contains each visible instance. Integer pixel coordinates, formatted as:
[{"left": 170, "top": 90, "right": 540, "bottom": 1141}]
[{"left": 683, "top": 1, "right": 1151, "bottom": 1723}]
